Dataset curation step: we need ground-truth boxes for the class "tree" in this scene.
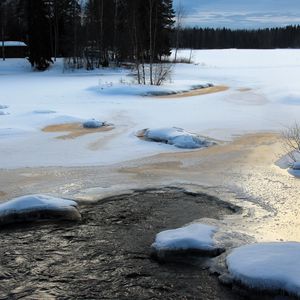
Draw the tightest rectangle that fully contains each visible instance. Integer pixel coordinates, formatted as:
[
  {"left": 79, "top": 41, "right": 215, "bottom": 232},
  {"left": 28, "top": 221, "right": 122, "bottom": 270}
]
[{"left": 20, "top": 0, "right": 53, "bottom": 70}]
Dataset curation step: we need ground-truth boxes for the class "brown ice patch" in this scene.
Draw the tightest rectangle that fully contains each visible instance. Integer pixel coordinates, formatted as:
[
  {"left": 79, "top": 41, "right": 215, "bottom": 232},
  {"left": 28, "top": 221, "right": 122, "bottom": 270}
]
[
  {"left": 156, "top": 85, "right": 229, "bottom": 99},
  {"left": 42, "top": 123, "right": 114, "bottom": 140}
]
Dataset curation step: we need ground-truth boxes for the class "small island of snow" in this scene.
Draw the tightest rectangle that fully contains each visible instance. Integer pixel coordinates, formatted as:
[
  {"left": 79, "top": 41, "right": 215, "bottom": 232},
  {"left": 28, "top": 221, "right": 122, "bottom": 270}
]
[{"left": 151, "top": 223, "right": 223, "bottom": 259}]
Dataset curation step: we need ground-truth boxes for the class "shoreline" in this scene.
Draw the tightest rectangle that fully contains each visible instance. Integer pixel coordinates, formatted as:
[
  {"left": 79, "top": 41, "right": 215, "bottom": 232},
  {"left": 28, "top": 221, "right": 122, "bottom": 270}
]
[{"left": 0, "top": 131, "right": 299, "bottom": 243}]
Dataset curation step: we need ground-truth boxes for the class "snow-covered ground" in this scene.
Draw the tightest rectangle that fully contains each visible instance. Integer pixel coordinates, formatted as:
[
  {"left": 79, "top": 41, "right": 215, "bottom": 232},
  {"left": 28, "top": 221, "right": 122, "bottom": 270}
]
[{"left": 1, "top": 49, "right": 300, "bottom": 168}]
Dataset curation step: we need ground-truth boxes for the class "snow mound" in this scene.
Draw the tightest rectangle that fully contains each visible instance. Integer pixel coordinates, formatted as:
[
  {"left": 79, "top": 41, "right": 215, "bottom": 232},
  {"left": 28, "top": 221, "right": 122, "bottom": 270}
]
[
  {"left": 142, "top": 127, "right": 215, "bottom": 149},
  {"left": 0, "top": 105, "right": 8, "bottom": 109},
  {"left": 0, "top": 111, "right": 8, "bottom": 116},
  {"left": 227, "top": 242, "right": 300, "bottom": 297},
  {"left": 151, "top": 223, "right": 223, "bottom": 259},
  {"left": 83, "top": 119, "right": 105, "bottom": 129},
  {"left": 33, "top": 110, "right": 56, "bottom": 114},
  {"left": 0, "top": 195, "right": 81, "bottom": 226}
]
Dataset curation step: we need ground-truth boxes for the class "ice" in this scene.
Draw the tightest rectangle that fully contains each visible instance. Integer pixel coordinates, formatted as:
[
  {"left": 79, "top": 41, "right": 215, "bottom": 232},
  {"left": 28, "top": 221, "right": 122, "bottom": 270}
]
[
  {"left": 143, "top": 127, "right": 214, "bottom": 149},
  {"left": 1, "top": 50, "right": 300, "bottom": 168},
  {"left": 0, "top": 195, "right": 81, "bottom": 225},
  {"left": 152, "top": 223, "right": 219, "bottom": 253},
  {"left": 227, "top": 242, "right": 300, "bottom": 297}
]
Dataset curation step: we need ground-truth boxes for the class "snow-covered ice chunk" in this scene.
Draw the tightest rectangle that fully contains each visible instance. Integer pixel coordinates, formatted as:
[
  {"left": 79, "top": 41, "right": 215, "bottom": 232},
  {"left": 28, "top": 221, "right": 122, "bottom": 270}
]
[
  {"left": 152, "top": 223, "right": 223, "bottom": 259},
  {"left": 143, "top": 127, "right": 214, "bottom": 149},
  {"left": 227, "top": 242, "right": 300, "bottom": 297},
  {"left": 0, "top": 195, "right": 81, "bottom": 226},
  {"left": 0, "top": 105, "right": 8, "bottom": 109},
  {"left": 83, "top": 119, "right": 105, "bottom": 129}
]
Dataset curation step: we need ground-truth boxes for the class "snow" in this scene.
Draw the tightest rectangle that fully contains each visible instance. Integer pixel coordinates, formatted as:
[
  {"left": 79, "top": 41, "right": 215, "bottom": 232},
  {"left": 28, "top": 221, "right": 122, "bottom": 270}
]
[
  {"left": 0, "top": 105, "right": 8, "bottom": 109},
  {"left": 83, "top": 119, "right": 105, "bottom": 128},
  {"left": 143, "top": 127, "right": 214, "bottom": 149},
  {"left": 1, "top": 41, "right": 27, "bottom": 47},
  {"left": 1, "top": 49, "right": 300, "bottom": 168},
  {"left": 152, "top": 223, "right": 218, "bottom": 252},
  {"left": 227, "top": 242, "right": 300, "bottom": 297}
]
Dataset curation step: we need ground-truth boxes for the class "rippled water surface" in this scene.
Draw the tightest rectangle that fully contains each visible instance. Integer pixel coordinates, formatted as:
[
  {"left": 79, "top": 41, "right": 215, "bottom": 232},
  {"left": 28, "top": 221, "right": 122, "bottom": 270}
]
[{"left": 0, "top": 189, "right": 243, "bottom": 299}]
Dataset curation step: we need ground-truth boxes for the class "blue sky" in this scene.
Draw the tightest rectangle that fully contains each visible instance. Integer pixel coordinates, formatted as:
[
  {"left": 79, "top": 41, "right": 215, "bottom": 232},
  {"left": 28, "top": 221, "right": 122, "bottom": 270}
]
[{"left": 174, "top": 0, "right": 300, "bottom": 29}]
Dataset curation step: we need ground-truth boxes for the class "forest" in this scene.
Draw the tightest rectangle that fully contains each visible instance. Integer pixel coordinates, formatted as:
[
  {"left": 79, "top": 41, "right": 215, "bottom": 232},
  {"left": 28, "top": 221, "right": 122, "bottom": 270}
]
[
  {"left": 0, "top": 0, "right": 174, "bottom": 80},
  {"left": 1, "top": 0, "right": 300, "bottom": 72},
  {"left": 173, "top": 26, "right": 300, "bottom": 49}
]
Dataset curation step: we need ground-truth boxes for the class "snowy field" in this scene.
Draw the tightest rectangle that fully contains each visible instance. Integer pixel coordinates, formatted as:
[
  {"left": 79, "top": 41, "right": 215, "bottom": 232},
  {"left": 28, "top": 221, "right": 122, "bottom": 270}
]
[{"left": 1, "top": 49, "right": 300, "bottom": 168}]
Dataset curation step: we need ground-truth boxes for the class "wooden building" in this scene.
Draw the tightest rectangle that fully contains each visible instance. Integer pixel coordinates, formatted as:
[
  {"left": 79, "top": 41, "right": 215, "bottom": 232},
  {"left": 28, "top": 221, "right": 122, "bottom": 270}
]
[{"left": 1, "top": 41, "right": 28, "bottom": 59}]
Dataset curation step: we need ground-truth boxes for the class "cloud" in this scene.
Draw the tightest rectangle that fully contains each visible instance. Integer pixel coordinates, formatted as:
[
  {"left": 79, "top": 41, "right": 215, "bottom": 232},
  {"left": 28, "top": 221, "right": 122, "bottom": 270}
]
[{"left": 175, "top": 0, "right": 300, "bottom": 28}]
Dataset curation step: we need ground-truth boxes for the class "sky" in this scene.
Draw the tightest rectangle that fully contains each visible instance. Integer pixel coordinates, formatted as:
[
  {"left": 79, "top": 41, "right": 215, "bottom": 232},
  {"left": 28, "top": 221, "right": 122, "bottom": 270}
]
[{"left": 174, "top": 0, "right": 300, "bottom": 29}]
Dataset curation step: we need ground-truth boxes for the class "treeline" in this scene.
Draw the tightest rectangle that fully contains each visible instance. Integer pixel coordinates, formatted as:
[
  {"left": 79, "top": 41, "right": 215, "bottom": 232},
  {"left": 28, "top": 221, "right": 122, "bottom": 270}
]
[
  {"left": 0, "top": 0, "right": 174, "bottom": 83},
  {"left": 173, "top": 26, "right": 300, "bottom": 49}
]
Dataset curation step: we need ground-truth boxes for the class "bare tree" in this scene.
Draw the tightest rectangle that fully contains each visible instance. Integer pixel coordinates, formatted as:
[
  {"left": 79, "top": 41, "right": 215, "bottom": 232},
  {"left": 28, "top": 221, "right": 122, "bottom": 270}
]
[
  {"left": 282, "top": 122, "right": 300, "bottom": 162},
  {"left": 174, "top": 1, "right": 184, "bottom": 63}
]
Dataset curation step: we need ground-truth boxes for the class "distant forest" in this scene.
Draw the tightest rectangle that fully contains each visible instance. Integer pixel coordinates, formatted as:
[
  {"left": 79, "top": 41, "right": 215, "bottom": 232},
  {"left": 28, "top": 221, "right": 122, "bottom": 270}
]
[{"left": 172, "top": 26, "right": 300, "bottom": 49}]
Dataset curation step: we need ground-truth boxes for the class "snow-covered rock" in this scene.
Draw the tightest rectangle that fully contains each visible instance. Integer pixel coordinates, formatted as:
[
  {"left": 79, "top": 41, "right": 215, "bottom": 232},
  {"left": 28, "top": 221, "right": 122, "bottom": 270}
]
[
  {"left": 0, "top": 195, "right": 81, "bottom": 226},
  {"left": 83, "top": 119, "right": 105, "bottom": 129},
  {"left": 227, "top": 242, "right": 300, "bottom": 297},
  {"left": 142, "top": 127, "right": 215, "bottom": 149},
  {"left": 151, "top": 223, "right": 223, "bottom": 259}
]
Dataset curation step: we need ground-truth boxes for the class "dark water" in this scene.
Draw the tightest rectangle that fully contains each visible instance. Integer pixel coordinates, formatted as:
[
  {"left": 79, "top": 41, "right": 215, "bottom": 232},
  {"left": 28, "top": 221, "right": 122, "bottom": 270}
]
[{"left": 0, "top": 188, "right": 243, "bottom": 300}]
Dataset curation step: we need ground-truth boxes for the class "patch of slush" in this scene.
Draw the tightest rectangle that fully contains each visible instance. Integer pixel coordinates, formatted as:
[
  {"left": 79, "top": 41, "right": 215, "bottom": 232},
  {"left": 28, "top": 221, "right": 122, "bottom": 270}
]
[
  {"left": 152, "top": 223, "right": 218, "bottom": 253},
  {"left": 227, "top": 242, "right": 300, "bottom": 297},
  {"left": 143, "top": 127, "right": 215, "bottom": 149}
]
